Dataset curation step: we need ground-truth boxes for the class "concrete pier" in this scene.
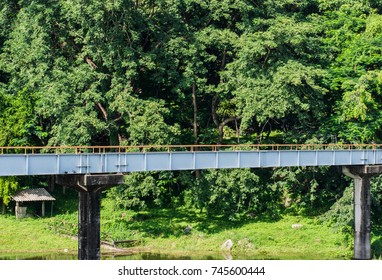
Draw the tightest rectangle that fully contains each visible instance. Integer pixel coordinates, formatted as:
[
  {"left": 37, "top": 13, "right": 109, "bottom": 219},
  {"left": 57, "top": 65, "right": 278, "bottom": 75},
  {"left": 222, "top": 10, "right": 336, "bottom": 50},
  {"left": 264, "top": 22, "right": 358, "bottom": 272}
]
[
  {"left": 56, "top": 174, "right": 124, "bottom": 260},
  {"left": 343, "top": 165, "right": 382, "bottom": 259}
]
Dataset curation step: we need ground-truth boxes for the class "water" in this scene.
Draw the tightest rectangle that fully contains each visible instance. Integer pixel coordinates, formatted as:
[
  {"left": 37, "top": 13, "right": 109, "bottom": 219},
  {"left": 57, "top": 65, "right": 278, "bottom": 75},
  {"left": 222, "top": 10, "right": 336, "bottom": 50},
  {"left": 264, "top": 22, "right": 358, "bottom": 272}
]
[
  {"left": 0, "top": 252, "right": 224, "bottom": 260},
  {"left": 0, "top": 251, "right": 343, "bottom": 260},
  {"left": 0, "top": 252, "right": 78, "bottom": 260}
]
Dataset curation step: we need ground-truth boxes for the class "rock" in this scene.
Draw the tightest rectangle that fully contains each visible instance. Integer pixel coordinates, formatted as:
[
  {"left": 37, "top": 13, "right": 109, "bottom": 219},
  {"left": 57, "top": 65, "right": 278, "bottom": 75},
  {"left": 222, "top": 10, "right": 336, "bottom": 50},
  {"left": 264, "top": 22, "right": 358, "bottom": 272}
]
[
  {"left": 222, "top": 252, "right": 233, "bottom": 260},
  {"left": 237, "top": 238, "right": 253, "bottom": 249},
  {"left": 184, "top": 225, "right": 192, "bottom": 234},
  {"left": 292, "top": 224, "right": 303, "bottom": 229},
  {"left": 284, "top": 197, "right": 292, "bottom": 208},
  {"left": 221, "top": 239, "right": 233, "bottom": 251}
]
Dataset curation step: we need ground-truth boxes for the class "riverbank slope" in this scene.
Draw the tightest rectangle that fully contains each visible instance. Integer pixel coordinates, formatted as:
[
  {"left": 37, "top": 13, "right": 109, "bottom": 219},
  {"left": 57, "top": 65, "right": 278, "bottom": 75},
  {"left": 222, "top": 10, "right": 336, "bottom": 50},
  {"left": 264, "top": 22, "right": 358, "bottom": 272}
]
[{"left": 0, "top": 209, "right": 354, "bottom": 260}]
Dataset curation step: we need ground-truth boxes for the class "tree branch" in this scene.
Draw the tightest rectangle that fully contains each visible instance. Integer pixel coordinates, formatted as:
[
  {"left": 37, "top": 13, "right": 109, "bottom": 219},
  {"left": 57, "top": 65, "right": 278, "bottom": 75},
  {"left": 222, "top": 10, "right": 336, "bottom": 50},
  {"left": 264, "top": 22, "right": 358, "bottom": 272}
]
[
  {"left": 192, "top": 82, "right": 198, "bottom": 145},
  {"left": 221, "top": 46, "right": 227, "bottom": 70},
  {"left": 85, "top": 56, "right": 97, "bottom": 69},
  {"left": 262, "top": 46, "right": 271, "bottom": 68},
  {"left": 97, "top": 102, "right": 108, "bottom": 121},
  {"left": 211, "top": 93, "right": 220, "bottom": 127}
]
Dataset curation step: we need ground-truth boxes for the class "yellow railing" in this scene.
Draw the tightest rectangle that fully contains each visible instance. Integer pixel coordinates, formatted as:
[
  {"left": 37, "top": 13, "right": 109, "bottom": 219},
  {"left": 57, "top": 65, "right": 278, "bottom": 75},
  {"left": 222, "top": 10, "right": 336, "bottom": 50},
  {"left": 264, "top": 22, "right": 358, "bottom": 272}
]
[{"left": 0, "top": 144, "right": 381, "bottom": 154}]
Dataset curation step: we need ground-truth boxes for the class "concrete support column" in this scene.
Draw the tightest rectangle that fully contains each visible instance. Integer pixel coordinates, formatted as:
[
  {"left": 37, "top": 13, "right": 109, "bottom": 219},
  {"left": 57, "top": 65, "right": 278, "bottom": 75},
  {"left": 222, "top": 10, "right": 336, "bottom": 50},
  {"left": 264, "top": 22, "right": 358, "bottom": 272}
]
[
  {"left": 86, "top": 189, "right": 101, "bottom": 260},
  {"left": 353, "top": 176, "right": 371, "bottom": 259},
  {"left": 56, "top": 174, "right": 124, "bottom": 260},
  {"left": 77, "top": 189, "right": 102, "bottom": 260},
  {"left": 78, "top": 191, "right": 88, "bottom": 260},
  {"left": 343, "top": 165, "right": 382, "bottom": 260}
]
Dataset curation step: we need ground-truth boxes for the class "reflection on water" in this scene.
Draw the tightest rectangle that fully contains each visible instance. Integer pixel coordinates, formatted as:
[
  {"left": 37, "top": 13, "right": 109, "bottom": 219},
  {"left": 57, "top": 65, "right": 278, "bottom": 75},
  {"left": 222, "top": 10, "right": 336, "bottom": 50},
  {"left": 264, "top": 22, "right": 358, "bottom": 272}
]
[
  {"left": 107, "top": 252, "right": 220, "bottom": 260},
  {"left": 0, "top": 251, "right": 345, "bottom": 260},
  {"left": 0, "top": 252, "right": 236, "bottom": 260},
  {"left": 0, "top": 252, "right": 78, "bottom": 260}
]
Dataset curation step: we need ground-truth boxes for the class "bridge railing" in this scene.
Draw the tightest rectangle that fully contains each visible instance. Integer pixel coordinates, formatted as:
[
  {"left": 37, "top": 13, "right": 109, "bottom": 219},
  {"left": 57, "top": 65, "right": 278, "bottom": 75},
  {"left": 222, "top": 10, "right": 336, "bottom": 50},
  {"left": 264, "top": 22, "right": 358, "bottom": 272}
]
[{"left": 1, "top": 144, "right": 382, "bottom": 155}]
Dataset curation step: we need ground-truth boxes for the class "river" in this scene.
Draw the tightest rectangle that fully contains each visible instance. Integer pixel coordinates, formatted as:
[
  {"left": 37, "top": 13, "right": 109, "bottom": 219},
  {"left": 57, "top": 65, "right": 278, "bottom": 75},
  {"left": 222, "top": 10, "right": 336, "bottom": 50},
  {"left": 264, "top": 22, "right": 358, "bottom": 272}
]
[{"left": 0, "top": 250, "right": 346, "bottom": 260}]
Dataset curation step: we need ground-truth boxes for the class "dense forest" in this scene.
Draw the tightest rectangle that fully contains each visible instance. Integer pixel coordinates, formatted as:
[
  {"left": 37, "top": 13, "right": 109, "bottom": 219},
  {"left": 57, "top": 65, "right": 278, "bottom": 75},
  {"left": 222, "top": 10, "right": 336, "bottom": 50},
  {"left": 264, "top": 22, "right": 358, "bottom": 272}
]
[{"left": 1, "top": 0, "right": 382, "bottom": 229}]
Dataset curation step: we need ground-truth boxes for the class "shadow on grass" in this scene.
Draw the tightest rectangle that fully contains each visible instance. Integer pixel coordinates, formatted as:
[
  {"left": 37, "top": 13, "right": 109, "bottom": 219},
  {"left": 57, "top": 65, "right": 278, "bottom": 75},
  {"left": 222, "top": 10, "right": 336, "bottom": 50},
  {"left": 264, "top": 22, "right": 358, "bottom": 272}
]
[{"left": 124, "top": 207, "right": 282, "bottom": 238}]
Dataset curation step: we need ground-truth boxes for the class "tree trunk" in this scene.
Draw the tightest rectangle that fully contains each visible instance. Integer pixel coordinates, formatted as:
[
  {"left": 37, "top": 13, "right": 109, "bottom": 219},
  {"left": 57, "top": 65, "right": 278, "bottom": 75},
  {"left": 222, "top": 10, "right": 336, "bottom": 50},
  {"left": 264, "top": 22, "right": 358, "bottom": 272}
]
[
  {"left": 235, "top": 119, "right": 240, "bottom": 144},
  {"left": 192, "top": 82, "right": 200, "bottom": 179},
  {"left": 192, "top": 82, "right": 198, "bottom": 145},
  {"left": 212, "top": 93, "right": 241, "bottom": 144}
]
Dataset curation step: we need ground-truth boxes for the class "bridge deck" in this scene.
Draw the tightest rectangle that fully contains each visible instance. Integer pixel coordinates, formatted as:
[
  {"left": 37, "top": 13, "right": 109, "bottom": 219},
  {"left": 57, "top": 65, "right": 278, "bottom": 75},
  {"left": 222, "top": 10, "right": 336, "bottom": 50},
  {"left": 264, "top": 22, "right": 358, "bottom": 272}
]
[{"left": 1, "top": 145, "right": 382, "bottom": 176}]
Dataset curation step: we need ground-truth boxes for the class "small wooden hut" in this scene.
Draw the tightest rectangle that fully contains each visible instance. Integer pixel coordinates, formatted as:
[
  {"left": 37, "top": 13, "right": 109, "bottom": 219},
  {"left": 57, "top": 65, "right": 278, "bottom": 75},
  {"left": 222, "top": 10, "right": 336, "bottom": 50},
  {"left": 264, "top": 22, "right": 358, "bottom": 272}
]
[{"left": 11, "top": 188, "right": 56, "bottom": 218}]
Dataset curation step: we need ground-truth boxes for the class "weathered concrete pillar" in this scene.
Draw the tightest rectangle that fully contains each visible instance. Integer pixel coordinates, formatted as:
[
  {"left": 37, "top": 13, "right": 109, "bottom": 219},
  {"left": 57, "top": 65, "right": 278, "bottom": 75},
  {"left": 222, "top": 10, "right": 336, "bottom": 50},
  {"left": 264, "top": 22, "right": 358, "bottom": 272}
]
[
  {"left": 86, "top": 189, "right": 101, "bottom": 260},
  {"left": 343, "top": 165, "right": 382, "bottom": 259},
  {"left": 56, "top": 174, "right": 124, "bottom": 260},
  {"left": 78, "top": 191, "right": 88, "bottom": 260}
]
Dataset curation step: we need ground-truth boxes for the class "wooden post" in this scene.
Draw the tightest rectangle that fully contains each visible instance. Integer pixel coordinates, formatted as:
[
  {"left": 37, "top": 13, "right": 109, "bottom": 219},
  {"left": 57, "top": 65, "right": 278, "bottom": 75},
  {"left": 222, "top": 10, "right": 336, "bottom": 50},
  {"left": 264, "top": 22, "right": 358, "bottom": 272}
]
[
  {"left": 42, "top": 201, "right": 45, "bottom": 217},
  {"left": 15, "top": 202, "right": 19, "bottom": 219},
  {"left": 50, "top": 201, "right": 54, "bottom": 217}
]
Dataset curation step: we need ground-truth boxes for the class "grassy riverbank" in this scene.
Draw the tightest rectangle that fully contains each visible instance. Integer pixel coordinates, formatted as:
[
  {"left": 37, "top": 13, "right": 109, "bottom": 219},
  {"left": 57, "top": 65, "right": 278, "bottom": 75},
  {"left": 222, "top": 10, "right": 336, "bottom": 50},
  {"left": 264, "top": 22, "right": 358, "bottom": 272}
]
[
  {"left": 0, "top": 201, "right": 357, "bottom": 259},
  {"left": 99, "top": 205, "right": 353, "bottom": 260},
  {"left": 0, "top": 215, "right": 77, "bottom": 258},
  {"left": 135, "top": 215, "right": 350, "bottom": 259}
]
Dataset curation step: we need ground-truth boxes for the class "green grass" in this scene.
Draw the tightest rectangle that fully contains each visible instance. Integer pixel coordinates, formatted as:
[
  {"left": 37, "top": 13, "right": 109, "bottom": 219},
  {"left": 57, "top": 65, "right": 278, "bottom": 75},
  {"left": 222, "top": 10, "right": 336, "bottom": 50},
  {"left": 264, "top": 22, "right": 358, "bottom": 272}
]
[
  {"left": 126, "top": 212, "right": 351, "bottom": 259},
  {"left": 98, "top": 200, "right": 352, "bottom": 259},
  {"left": 0, "top": 215, "right": 77, "bottom": 254},
  {"left": 0, "top": 201, "right": 356, "bottom": 259}
]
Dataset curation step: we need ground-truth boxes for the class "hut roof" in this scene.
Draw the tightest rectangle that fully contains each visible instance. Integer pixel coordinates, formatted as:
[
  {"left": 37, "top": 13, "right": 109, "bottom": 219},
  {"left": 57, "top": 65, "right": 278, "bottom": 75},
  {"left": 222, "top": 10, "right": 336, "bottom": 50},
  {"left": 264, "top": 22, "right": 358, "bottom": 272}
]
[{"left": 11, "top": 188, "right": 56, "bottom": 202}]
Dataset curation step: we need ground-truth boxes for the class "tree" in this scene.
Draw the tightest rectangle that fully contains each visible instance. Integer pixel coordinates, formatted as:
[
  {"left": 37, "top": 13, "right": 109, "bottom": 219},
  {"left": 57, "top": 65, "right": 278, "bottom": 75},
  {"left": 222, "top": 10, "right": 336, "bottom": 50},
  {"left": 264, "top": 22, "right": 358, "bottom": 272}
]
[
  {"left": 321, "top": 4, "right": 382, "bottom": 143},
  {"left": 0, "top": 0, "right": 182, "bottom": 146},
  {"left": 0, "top": 177, "right": 18, "bottom": 214},
  {"left": 181, "top": 168, "right": 280, "bottom": 220},
  {"left": 221, "top": 1, "right": 327, "bottom": 143}
]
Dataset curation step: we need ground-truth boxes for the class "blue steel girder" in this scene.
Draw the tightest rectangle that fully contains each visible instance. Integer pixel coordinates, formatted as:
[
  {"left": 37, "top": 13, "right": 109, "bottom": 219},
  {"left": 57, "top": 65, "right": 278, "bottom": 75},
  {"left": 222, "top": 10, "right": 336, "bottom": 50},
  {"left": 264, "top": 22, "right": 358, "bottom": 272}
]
[{"left": 0, "top": 149, "right": 382, "bottom": 176}]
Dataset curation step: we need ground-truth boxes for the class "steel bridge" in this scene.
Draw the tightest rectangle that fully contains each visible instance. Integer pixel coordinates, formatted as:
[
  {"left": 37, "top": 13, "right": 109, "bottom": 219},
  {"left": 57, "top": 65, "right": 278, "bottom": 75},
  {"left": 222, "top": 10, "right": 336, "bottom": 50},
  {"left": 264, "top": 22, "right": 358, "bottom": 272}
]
[
  {"left": 1, "top": 144, "right": 381, "bottom": 261},
  {"left": 1, "top": 144, "right": 382, "bottom": 176}
]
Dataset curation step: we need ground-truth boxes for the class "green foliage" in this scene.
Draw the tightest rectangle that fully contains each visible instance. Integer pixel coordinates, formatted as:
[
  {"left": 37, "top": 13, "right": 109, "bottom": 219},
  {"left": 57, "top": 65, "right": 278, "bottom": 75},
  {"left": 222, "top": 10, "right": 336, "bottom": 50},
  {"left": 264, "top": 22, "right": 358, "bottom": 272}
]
[
  {"left": 370, "top": 175, "right": 382, "bottom": 224},
  {"left": 321, "top": 186, "right": 354, "bottom": 229},
  {"left": 106, "top": 172, "right": 179, "bottom": 211},
  {"left": 321, "top": 3, "right": 382, "bottom": 143},
  {"left": 0, "top": 177, "right": 19, "bottom": 206},
  {"left": 221, "top": 5, "right": 327, "bottom": 141},
  {"left": 0, "top": 89, "right": 43, "bottom": 146},
  {"left": 320, "top": 176, "right": 382, "bottom": 251},
  {"left": 270, "top": 166, "right": 347, "bottom": 215},
  {"left": 181, "top": 169, "right": 280, "bottom": 220}
]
